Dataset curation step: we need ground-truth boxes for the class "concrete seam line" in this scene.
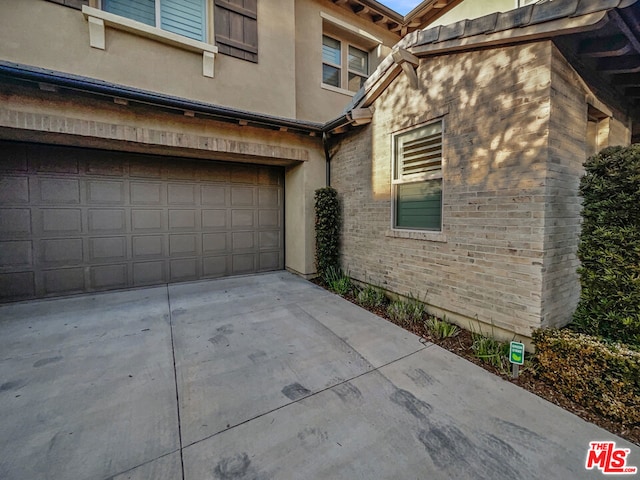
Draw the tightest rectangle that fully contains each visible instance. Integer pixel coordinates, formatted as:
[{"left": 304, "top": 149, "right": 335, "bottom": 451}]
[
  {"left": 98, "top": 448, "right": 181, "bottom": 480},
  {"left": 181, "top": 345, "right": 430, "bottom": 450},
  {"left": 166, "top": 285, "right": 186, "bottom": 480}
]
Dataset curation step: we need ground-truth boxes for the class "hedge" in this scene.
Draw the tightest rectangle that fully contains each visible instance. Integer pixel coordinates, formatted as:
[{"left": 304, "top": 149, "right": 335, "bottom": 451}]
[
  {"left": 314, "top": 187, "right": 341, "bottom": 278},
  {"left": 573, "top": 145, "right": 640, "bottom": 346},
  {"left": 533, "top": 328, "right": 640, "bottom": 426}
]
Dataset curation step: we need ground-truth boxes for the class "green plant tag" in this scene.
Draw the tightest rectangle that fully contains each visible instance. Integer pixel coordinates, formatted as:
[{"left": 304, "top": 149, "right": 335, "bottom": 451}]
[{"left": 509, "top": 341, "right": 525, "bottom": 365}]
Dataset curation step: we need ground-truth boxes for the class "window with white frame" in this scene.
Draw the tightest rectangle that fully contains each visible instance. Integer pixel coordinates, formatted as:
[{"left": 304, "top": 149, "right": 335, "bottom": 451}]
[
  {"left": 392, "top": 121, "right": 443, "bottom": 231},
  {"left": 322, "top": 34, "right": 369, "bottom": 92},
  {"left": 348, "top": 45, "right": 368, "bottom": 91},
  {"left": 322, "top": 35, "right": 342, "bottom": 88},
  {"left": 102, "top": 0, "right": 207, "bottom": 42}
]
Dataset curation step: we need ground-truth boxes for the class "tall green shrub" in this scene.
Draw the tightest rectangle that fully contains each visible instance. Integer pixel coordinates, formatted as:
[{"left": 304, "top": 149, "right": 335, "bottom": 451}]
[
  {"left": 314, "top": 187, "right": 341, "bottom": 278},
  {"left": 573, "top": 145, "right": 640, "bottom": 346}
]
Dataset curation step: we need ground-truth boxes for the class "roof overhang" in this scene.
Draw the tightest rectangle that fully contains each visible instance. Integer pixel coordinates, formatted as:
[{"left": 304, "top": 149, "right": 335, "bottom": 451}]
[
  {"left": 327, "top": 0, "right": 466, "bottom": 36},
  {"left": 334, "top": 0, "right": 640, "bottom": 134},
  {"left": 0, "top": 61, "right": 324, "bottom": 137}
]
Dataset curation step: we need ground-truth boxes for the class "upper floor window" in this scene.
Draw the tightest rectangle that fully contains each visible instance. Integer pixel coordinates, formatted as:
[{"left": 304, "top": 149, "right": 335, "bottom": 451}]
[
  {"left": 100, "top": 0, "right": 258, "bottom": 62},
  {"left": 322, "top": 34, "right": 368, "bottom": 93},
  {"left": 348, "top": 45, "right": 368, "bottom": 91},
  {"left": 392, "top": 121, "right": 444, "bottom": 231},
  {"left": 103, "top": 0, "right": 207, "bottom": 42}
]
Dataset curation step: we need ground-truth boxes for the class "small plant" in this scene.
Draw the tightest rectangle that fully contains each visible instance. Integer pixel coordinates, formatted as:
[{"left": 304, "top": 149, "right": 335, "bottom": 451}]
[
  {"left": 386, "top": 293, "right": 426, "bottom": 327},
  {"left": 471, "top": 331, "right": 510, "bottom": 373},
  {"left": 357, "top": 284, "right": 387, "bottom": 309},
  {"left": 426, "top": 315, "right": 459, "bottom": 340},
  {"left": 323, "top": 266, "right": 352, "bottom": 295}
]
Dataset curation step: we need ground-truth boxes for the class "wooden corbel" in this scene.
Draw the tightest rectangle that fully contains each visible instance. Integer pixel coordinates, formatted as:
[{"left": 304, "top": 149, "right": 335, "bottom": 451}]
[
  {"left": 392, "top": 48, "right": 420, "bottom": 90},
  {"left": 348, "top": 107, "right": 374, "bottom": 126}
]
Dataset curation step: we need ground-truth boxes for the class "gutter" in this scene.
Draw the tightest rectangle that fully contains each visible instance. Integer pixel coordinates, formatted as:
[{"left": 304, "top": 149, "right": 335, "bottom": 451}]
[
  {"left": 0, "top": 61, "right": 324, "bottom": 135},
  {"left": 0, "top": 60, "right": 371, "bottom": 186}
]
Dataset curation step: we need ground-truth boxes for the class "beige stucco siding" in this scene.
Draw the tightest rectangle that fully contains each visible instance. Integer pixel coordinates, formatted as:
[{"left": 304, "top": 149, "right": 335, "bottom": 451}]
[
  {"left": 0, "top": 0, "right": 297, "bottom": 118},
  {"left": 331, "top": 42, "right": 554, "bottom": 339},
  {"left": 430, "top": 0, "right": 519, "bottom": 26},
  {"left": 294, "top": 0, "right": 399, "bottom": 123},
  {"left": 0, "top": 84, "right": 325, "bottom": 277}
]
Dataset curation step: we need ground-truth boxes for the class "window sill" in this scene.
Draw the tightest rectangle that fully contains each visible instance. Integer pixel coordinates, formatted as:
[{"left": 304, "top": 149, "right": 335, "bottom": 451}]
[
  {"left": 385, "top": 229, "right": 447, "bottom": 243},
  {"left": 82, "top": 6, "right": 218, "bottom": 78},
  {"left": 320, "top": 83, "right": 355, "bottom": 97}
]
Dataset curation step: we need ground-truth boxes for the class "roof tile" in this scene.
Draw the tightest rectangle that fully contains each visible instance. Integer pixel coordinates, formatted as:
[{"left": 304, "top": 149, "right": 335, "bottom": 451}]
[
  {"left": 417, "top": 25, "right": 441, "bottom": 45},
  {"left": 529, "top": 0, "right": 579, "bottom": 24},
  {"left": 573, "top": 0, "right": 622, "bottom": 16},
  {"left": 494, "top": 5, "right": 535, "bottom": 32},
  {"left": 464, "top": 12, "right": 499, "bottom": 37},
  {"left": 437, "top": 20, "right": 467, "bottom": 42}
]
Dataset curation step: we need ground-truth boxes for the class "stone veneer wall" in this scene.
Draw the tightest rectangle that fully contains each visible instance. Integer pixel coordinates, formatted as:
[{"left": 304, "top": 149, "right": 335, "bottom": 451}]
[{"left": 331, "top": 42, "right": 555, "bottom": 339}]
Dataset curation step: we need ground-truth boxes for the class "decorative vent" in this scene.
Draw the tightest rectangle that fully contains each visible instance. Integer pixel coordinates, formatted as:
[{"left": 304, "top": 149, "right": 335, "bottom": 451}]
[{"left": 396, "top": 122, "right": 442, "bottom": 181}]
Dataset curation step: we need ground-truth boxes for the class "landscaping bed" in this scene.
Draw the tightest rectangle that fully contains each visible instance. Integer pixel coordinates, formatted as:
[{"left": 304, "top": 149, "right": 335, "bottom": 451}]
[{"left": 312, "top": 277, "right": 640, "bottom": 446}]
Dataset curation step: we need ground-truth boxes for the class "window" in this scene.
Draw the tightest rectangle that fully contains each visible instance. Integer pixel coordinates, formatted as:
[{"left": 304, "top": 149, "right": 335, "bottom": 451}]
[
  {"left": 103, "top": 0, "right": 207, "bottom": 42},
  {"left": 392, "top": 122, "right": 443, "bottom": 231},
  {"left": 322, "top": 35, "right": 341, "bottom": 88},
  {"left": 348, "top": 46, "right": 368, "bottom": 91},
  {"left": 322, "top": 34, "right": 369, "bottom": 93}
]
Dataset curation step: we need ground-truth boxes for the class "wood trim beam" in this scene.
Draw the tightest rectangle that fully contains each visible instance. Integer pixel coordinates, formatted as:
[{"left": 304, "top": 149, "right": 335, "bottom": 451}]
[
  {"left": 624, "top": 86, "right": 640, "bottom": 97},
  {"left": 598, "top": 55, "right": 640, "bottom": 73},
  {"left": 610, "top": 10, "right": 640, "bottom": 54},
  {"left": 578, "top": 34, "right": 631, "bottom": 57},
  {"left": 392, "top": 48, "right": 420, "bottom": 67},
  {"left": 612, "top": 73, "right": 640, "bottom": 85},
  {"left": 392, "top": 48, "right": 420, "bottom": 89},
  {"left": 353, "top": 4, "right": 370, "bottom": 15}
]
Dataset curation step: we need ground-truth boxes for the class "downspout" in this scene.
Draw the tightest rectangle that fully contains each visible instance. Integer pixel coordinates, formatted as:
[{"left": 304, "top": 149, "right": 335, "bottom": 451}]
[
  {"left": 321, "top": 109, "right": 373, "bottom": 186},
  {"left": 322, "top": 132, "right": 331, "bottom": 186}
]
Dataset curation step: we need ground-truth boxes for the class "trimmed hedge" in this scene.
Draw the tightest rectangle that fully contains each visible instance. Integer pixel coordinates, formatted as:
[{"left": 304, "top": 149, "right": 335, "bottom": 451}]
[
  {"left": 314, "top": 187, "right": 341, "bottom": 278},
  {"left": 573, "top": 145, "right": 640, "bottom": 346},
  {"left": 533, "top": 328, "right": 640, "bottom": 426}
]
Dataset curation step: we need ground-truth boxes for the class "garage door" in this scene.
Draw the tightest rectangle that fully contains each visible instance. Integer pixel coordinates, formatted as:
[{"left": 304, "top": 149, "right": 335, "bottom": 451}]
[{"left": 0, "top": 141, "right": 284, "bottom": 302}]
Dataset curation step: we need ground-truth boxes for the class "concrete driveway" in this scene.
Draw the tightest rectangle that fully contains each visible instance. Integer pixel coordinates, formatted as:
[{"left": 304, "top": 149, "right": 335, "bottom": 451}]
[{"left": 0, "top": 271, "right": 637, "bottom": 479}]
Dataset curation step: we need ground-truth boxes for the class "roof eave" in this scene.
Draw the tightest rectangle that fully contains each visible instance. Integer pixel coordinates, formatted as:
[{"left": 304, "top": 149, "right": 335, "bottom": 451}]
[
  {"left": 0, "top": 61, "right": 324, "bottom": 136},
  {"left": 410, "top": 11, "right": 609, "bottom": 56},
  {"left": 344, "top": 1, "right": 629, "bottom": 118}
]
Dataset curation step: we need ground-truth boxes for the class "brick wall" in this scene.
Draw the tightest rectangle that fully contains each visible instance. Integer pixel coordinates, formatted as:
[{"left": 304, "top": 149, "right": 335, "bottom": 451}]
[
  {"left": 331, "top": 42, "right": 554, "bottom": 338},
  {"left": 542, "top": 45, "right": 631, "bottom": 328}
]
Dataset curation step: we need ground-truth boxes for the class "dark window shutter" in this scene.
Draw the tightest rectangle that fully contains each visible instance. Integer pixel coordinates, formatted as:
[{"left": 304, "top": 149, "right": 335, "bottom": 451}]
[{"left": 214, "top": 0, "right": 258, "bottom": 63}]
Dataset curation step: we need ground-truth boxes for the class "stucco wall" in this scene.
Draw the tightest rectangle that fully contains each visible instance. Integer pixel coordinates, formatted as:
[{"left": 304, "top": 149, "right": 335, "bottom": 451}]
[
  {"left": 0, "top": 0, "right": 298, "bottom": 118},
  {"left": 429, "top": 0, "right": 519, "bottom": 26},
  {"left": 294, "top": 0, "right": 399, "bottom": 123},
  {"left": 331, "top": 42, "right": 554, "bottom": 340},
  {"left": 0, "top": 83, "right": 325, "bottom": 277},
  {"left": 541, "top": 45, "right": 631, "bottom": 328}
]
